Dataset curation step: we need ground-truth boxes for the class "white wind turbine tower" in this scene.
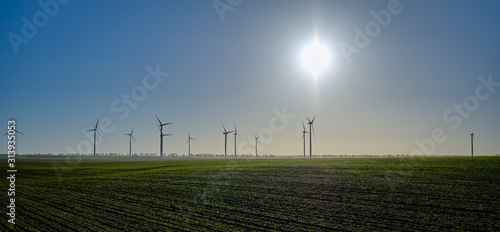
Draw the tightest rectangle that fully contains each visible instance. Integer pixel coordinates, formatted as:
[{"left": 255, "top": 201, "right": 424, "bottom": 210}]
[
  {"left": 125, "top": 127, "right": 135, "bottom": 157},
  {"left": 301, "top": 121, "right": 309, "bottom": 158},
  {"left": 87, "top": 119, "right": 102, "bottom": 158},
  {"left": 306, "top": 116, "right": 316, "bottom": 159},
  {"left": 155, "top": 115, "right": 172, "bottom": 158},
  {"left": 234, "top": 125, "right": 241, "bottom": 158},
  {"left": 470, "top": 132, "right": 474, "bottom": 157},
  {"left": 222, "top": 123, "right": 233, "bottom": 159},
  {"left": 254, "top": 135, "right": 260, "bottom": 158},
  {"left": 187, "top": 132, "right": 195, "bottom": 157}
]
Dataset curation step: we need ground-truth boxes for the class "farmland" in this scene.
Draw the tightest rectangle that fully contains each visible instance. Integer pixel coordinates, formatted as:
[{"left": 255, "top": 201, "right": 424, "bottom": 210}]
[{"left": 1, "top": 156, "right": 499, "bottom": 231}]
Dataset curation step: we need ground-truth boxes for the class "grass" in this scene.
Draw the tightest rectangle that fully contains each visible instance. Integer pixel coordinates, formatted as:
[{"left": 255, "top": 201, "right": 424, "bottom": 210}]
[{"left": 1, "top": 156, "right": 499, "bottom": 231}]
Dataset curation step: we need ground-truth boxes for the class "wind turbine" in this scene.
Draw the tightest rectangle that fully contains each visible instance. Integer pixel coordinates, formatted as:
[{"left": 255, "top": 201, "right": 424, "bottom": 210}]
[
  {"left": 3, "top": 129, "right": 24, "bottom": 155},
  {"left": 254, "top": 135, "right": 260, "bottom": 158},
  {"left": 222, "top": 123, "right": 233, "bottom": 159},
  {"left": 125, "top": 127, "right": 135, "bottom": 157},
  {"left": 470, "top": 132, "right": 474, "bottom": 157},
  {"left": 155, "top": 115, "right": 172, "bottom": 158},
  {"left": 301, "top": 121, "right": 309, "bottom": 158},
  {"left": 87, "top": 119, "right": 102, "bottom": 158},
  {"left": 306, "top": 116, "right": 316, "bottom": 159},
  {"left": 233, "top": 125, "right": 241, "bottom": 158},
  {"left": 187, "top": 132, "right": 195, "bottom": 157}
]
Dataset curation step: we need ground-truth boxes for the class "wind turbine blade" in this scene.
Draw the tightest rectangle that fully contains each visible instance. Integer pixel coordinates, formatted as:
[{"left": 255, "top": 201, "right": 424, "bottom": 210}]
[
  {"left": 222, "top": 122, "right": 227, "bottom": 132},
  {"left": 87, "top": 129, "right": 94, "bottom": 132},
  {"left": 95, "top": 119, "right": 99, "bottom": 130},
  {"left": 312, "top": 115, "right": 316, "bottom": 123},
  {"left": 234, "top": 125, "right": 237, "bottom": 134},
  {"left": 305, "top": 117, "right": 311, "bottom": 122},
  {"left": 131, "top": 127, "right": 134, "bottom": 134},
  {"left": 131, "top": 135, "right": 136, "bottom": 142},
  {"left": 155, "top": 115, "right": 162, "bottom": 125},
  {"left": 163, "top": 134, "right": 173, "bottom": 136},
  {"left": 227, "top": 130, "right": 234, "bottom": 134},
  {"left": 312, "top": 125, "right": 315, "bottom": 138},
  {"left": 302, "top": 121, "right": 306, "bottom": 131},
  {"left": 2, "top": 131, "right": 24, "bottom": 136},
  {"left": 96, "top": 130, "right": 103, "bottom": 138}
]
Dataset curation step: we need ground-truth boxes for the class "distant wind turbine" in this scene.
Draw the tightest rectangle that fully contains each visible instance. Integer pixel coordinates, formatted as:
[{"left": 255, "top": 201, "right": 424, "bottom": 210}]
[
  {"left": 155, "top": 115, "right": 172, "bottom": 158},
  {"left": 470, "top": 132, "right": 474, "bottom": 157},
  {"left": 234, "top": 125, "right": 241, "bottom": 158},
  {"left": 3, "top": 128, "right": 24, "bottom": 155},
  {"left": 87, "top": 119, "right": 102, "bottom": 158},
  {"left": 187, "top": 132, "right": 195, "bottom": 157},
  {"left": 222, "top": 123, "right": 233, "bottom": 159},
  {"left": 301, "top": 121, "right": 309, "bottom": 158},
  {"left": 125, "top": 127, "right": 135, "bottom": 157},
  {"left": 254, "top": 135, "right": 260, "bottom": 158},
  {"left": 306, "top": 116, "right": 316, "bottom": 159}
]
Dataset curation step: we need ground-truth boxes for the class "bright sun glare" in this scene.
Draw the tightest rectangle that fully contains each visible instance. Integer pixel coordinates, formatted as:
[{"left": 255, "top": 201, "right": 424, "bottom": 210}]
[{"left": 301, "top": 40, "right": 330, "bottom": 78}]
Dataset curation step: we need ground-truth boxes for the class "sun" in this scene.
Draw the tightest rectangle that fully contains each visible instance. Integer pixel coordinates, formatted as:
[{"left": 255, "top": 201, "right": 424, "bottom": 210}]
[{"left": 301, "top": 39, "right": 331, "bottom": 78}]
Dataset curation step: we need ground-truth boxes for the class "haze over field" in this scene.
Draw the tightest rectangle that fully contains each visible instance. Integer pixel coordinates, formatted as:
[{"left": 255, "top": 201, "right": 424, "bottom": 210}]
[{"left": 1, "top": 0, "right": 499, "bottom": 156}]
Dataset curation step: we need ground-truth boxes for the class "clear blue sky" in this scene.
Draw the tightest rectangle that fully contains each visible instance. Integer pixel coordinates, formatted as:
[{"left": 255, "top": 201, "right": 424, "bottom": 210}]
[{"left": 1, "top": 0, "right": 499, "bottom": 156}]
